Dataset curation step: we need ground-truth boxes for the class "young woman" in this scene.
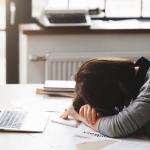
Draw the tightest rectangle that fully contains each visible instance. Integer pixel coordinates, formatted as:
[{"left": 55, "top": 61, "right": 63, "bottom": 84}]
[{"left": 61, "top": 57, "right": 150, "bottom": 138}]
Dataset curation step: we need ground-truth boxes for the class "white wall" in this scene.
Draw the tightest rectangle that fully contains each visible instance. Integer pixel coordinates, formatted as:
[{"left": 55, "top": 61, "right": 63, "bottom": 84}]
[{"left": 20, "top": 32, "right": 150, "bottom": 83}]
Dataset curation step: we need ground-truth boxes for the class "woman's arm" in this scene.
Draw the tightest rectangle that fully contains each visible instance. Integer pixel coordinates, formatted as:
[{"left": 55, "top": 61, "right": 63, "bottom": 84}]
[
  {"left": 62, "top": 70, "right": 150, "bottom": 137},
  {"left": 61, "top": 105, "right": 100, "bottom": 132},
  {"left": 99, "top": 74, "right": 150, "bottom": 137}
]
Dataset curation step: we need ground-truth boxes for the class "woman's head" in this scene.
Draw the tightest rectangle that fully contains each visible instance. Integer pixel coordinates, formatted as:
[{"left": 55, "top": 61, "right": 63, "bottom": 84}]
[{"left": 73, "top": 57, "right": 136, "bottom": 115}]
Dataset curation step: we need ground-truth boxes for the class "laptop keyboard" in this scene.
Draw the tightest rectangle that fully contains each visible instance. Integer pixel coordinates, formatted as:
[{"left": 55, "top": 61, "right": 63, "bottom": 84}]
[
  {"left": 48, "top": 14, "right": 86, "bottom": 23},
  {"left": 0, "top": 111, "right": 27, "bottom": 129}
]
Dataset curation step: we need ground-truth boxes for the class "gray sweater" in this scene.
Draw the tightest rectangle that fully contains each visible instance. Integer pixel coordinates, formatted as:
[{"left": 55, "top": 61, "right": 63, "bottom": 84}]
[{"left": 99, "top": 69, "right": 150, "bottom": 138}]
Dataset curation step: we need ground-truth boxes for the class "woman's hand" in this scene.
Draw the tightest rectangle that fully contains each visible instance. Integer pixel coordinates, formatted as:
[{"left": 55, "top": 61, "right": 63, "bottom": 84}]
[
  {"left": 60, "top": 106, "right": 82, "bottom": 121},
  {"left": 79, "top": 104, "right": 100, "bottom": 125},
  {"left": 61, "top": 104, "right": 101, "bottom": 132}
]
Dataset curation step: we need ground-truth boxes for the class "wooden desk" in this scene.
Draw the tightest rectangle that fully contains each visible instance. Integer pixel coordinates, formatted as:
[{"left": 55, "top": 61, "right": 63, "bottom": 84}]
[{"left": 0, "top": 84, "right": 149, "bottom": 150}]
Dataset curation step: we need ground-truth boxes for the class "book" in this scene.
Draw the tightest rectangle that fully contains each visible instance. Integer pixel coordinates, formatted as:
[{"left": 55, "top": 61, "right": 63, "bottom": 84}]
[
  {"left": 36, "top": 88, "right": 75, "bottom": 98},
  {"left": 44, "top": 80, "right": 75, "bottom": 92}
]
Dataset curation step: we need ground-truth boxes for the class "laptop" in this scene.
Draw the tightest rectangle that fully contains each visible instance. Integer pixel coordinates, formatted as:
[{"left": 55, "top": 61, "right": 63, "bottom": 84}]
[
  {"left": 0, "top": 110, "right": 49, "bottom": 132},
  {"left": 37, "top": 9, "right": 91, "bottom": 28}
]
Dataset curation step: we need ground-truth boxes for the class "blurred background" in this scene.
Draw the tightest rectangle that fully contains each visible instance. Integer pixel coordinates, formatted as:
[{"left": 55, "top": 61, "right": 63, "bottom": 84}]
[{"left": 1, "top": 0, "right": 150, "bottom": 84}]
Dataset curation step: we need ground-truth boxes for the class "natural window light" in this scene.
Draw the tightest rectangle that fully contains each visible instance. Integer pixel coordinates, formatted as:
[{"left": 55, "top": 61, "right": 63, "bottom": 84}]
[
  {"left": 32, "top": 0, "right": 150, "bottom": 18},
  {"left": 48, "top": 0, "right": 104, "bottom": 9},
  {"left": 32, "top": 0, "right": 104, "bottom": 17},
  {"left": 0, "top": 0, "right": 6, "bottom": 84},
  {"left": 0, "top": 0, "right": 5, "bottom": 29},
  {"left": 106, "top": 0, "right": 141, "bottom": 18},
  {"left": 142, "top": 0, "right": 150, "bottom": 17}
]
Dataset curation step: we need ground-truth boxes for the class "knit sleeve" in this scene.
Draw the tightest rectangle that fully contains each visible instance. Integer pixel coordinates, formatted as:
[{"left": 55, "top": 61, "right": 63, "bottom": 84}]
[{"left": 99, "top": 70, "right": 150, "bottom": 137}]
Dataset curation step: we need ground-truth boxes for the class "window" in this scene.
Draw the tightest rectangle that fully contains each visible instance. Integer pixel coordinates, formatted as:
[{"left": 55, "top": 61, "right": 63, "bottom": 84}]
[
  {"left": 48, "top": 0, "right": 104, "bottom": 10},
  {"left": 106, "top": 0, "right": 150, "bottom": 18},
  {"left": 142, "top": 0, "right": 150, "bottom": 17},
  {"left": 32, "top": 0, "right": 150, "bottom": 19},
  {"left": 106, "top": 0, "right": 141, "bottom": 18},
  {"left": 0, "top": 0, "right": 6, "bottom": 29},
  {"left": 32, "top": 0, "right": 49, "bottom": 17},
  {"left": 0, "top": 0, "right": 6, "bottom": 84},
  {"left": 32, "top": 0, "right": 105, "bottom": 17}
]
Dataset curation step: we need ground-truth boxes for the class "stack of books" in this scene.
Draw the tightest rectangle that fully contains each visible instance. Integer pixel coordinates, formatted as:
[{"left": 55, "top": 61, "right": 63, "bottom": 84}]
[{"left": 36, "top": 80, "right": 75, "bottom": 98}]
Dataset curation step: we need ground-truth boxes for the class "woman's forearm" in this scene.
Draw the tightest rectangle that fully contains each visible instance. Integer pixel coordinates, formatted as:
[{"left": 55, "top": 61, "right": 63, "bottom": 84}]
[{"left": 98, "top": 79, "right": 150, "bottom": 137}]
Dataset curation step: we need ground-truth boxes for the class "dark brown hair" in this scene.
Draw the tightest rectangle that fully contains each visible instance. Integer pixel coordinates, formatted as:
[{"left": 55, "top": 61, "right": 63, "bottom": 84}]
[{"left": 73, "top": 57, "right": 137, "bottom": 115}]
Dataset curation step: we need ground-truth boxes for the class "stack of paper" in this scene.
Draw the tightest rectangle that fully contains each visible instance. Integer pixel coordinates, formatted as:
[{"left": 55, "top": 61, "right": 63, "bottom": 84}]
[{"left": 75, "top": 123, "right": 105, "bottom": 138}]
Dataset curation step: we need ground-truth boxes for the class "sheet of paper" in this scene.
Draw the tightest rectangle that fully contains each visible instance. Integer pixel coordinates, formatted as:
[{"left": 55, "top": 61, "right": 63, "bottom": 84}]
[
  {"left": 76, "top": 139, "right": 117, "bottom": 150},
  {"left": 76, "top": 137, "right": 150, "bottom": 150},
  {"left": 75, "top": 123, "right": 105, "bottom": 138},
  {"left": 102, "top": 140, "right": 150, "bottom": 150}
]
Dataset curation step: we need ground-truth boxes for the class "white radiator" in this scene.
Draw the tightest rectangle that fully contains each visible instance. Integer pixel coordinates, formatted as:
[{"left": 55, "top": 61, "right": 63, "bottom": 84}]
[
  {"left": 45, "top": 52, "right": 96, "bottom": 80},
  {"left": 45, "top": 52, "right": 150, "bottom": 80}
]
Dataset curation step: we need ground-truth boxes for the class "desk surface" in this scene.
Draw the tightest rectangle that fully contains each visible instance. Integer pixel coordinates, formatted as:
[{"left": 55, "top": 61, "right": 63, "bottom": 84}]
[
  {"left": 0, "top": 84, "right": 149, "bottom": 150},
  {"left": 0, "top": 84, "right": 76, "bottom": 150}
]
